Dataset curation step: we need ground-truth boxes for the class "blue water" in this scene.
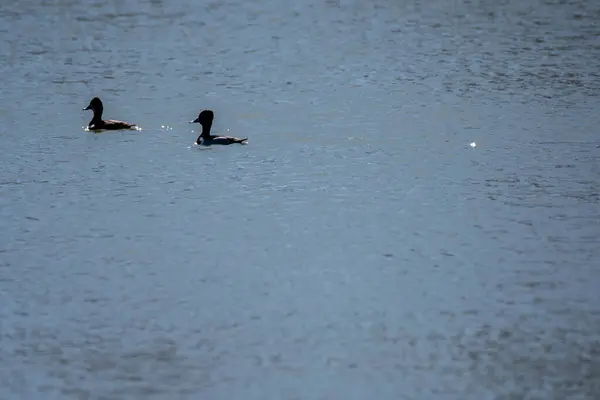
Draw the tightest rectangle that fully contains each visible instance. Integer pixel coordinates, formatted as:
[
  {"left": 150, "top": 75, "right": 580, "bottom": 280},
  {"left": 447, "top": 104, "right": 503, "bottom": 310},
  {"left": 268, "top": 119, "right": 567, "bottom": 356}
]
[{"left": 1, "top": 0, "right": 599, "bottom": 398}]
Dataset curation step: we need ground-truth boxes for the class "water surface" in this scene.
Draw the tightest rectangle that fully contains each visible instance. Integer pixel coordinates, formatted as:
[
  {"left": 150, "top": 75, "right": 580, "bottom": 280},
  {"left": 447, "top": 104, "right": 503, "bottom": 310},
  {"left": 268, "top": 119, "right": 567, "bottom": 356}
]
[{"left": 1, "top": 0, "right": 599, "bottom": 398}]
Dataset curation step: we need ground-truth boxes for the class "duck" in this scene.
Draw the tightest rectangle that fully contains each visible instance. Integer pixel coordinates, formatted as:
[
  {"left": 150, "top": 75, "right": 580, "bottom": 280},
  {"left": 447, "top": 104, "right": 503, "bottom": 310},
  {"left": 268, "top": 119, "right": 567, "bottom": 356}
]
[
  {"left": 190, "top": 110, "right": 247, "bottom": 145},
  {"left": 83, "top": 97, "right": 137, "bottom": 131}
]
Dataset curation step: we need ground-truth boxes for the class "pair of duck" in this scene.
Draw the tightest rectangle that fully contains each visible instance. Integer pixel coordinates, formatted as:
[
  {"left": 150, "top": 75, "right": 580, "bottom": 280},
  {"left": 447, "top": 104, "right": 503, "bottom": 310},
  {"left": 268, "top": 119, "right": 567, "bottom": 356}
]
[{"left": 83, "top": 97, "right": 248, "bottom": 146}]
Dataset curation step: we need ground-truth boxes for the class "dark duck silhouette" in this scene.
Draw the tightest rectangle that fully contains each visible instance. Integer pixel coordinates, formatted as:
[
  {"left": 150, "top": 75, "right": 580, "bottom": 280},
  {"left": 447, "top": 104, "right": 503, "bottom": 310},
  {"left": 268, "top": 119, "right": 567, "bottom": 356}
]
[
  {"left": 83, "top": 97, "right": 137, "bottom": 131},
  {"left": 190, "top": 110, "right": 247, "bottom": 145}
]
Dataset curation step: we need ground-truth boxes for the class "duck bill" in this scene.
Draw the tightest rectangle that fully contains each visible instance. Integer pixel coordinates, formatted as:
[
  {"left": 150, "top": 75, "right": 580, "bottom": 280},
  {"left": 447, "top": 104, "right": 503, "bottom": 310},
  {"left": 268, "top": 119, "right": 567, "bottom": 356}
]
[
  {"left": 190, "top": 117, "right": 200, "bottom": 123},
  {"left": 83, "top": 104, "right": 92, "bottom": 111}
]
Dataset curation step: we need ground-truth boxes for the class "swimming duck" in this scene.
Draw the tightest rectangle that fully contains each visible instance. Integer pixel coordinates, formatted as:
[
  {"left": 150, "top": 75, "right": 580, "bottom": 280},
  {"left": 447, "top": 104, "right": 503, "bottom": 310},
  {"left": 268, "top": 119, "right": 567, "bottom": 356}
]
[
  {"left": 190, "top": 110, "right": 247, "bottom": 145},
  {"left": 83, "top": 97, "right": 137, "bottom": 131}
]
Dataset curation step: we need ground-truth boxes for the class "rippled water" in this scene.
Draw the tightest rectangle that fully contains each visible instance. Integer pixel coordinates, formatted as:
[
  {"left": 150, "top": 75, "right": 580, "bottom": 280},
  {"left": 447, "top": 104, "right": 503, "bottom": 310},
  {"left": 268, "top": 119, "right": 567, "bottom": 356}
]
[{"left": 1, "top": 0, "right": 599, "bottom": 399}]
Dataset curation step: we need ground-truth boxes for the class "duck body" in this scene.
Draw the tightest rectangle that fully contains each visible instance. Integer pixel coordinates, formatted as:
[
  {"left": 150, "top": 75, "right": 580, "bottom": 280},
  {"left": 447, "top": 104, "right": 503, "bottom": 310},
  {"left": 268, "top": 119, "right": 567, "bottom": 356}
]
[
  {"left": 190, "top": 110, "right": 247, "bottom": 146},
  {"left": 83, "top": 97, "right": 137, "bottom": 131},
  {"left": 88, "top": 118, "right": 136, "bottom": 131},
  {"left": 196, "top": 135, "right": 247, "bottom": 146}
]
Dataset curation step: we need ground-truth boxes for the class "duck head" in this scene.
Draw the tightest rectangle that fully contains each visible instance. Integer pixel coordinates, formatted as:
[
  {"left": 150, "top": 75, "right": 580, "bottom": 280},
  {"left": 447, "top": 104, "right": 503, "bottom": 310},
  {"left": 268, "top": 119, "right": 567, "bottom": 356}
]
[
  {"left": 190, "top": 110, "right": 214, "bottom": 129},
  {"left": 83, "top": 97, "right": 104, "bottom": 114}
]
